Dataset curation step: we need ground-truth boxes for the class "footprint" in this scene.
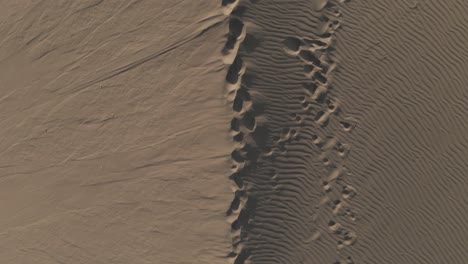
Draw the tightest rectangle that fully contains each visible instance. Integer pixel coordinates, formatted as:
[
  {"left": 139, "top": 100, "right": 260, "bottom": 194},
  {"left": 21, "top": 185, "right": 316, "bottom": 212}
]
[
  {"left": 226, "top": 194, "right": 241, "bottom": 216},
  {"left": 322, "top": 180, "right": 332, "bottom": 193},
  {"left": 335, "top": 142, "right": 351, "bottom": 157},
  {"left": 241, "top": 112, "right": 256, "bottom": 132},
  {"left": 313, "top": 86, "right": 329, "bottom": 103},
  {"left": 314, "top": 110, "right": 330, "bottom": 126},
  {"left": 232, "top": 87, "right": 252, "bottom": 112},
  {"left": 318, "top": 17, "right": 341, "bottom": 35},
  {"left": 242, "top": 33, "right": 261, "bottom": 54},
  {"left": 230, "top": 160, "right": 245, "bottom": 173},
  {"left": 233, "top": 131, "right": 244, "bottom": 142},
  {"left": 343, "top": 231, "right": 357, "bottom": 245},
  {"left": 303, "top": 82, "right": 318, "bottom": 94},
  {"left": 278, "top": 143, "right": 287, "bottom": 154},
  {"left": 226, "top": 56, "right": 244, "bottom": 84},
  {"left": 332, "top": 199, "right": 344, "bottom": 215},
  {"left": 342, "top": 185, "right": 356, "bottom": 199},
  {"left": 320, "top": 61, "right": 337, "bottom": 76},
  {"left": 326, "top": 98, "right": 340, "bottom": 113},
  {"left": 323, "top": 5, "right": 342, "bottom": 18},
  {"left": 229, "top": 172, "right": 244, "bottom": 189},
  {"left": 312, "top": 71, "right": 329, "bottom": 85},
  {"left": 339, "top": 121, "right": 354, "bottom": 132},
  {"left": 302, "top": 101, "right": 311, "bottom": 110},
  {"left": 237, "top": 86, "right": 252, "bottom": 100},
  {"left": 345, "top": 209, "right": 357, "bottom": 221},
  {"left": 231, "top": 149, "right": 246, "bottom": 164},
  {"left": 223, "top": 17, "right": 245, "bottom": 51},
  {"left": 233, "top": 96, "right": 244, "bottom": 112},
  {"left": 230, "top": 218, "right": 241, "bottom": 231},
  {"left": 337, "top": 240, "right": 344, "bottom": 250},
  {"left": 321, "top": 5, "right": 342, "bottom": 22},
  {"left": 229, "top": 17, "right": 244, "bottom": 40},
  {"left": 282, "top": 37, "right": 303, "bottom": 55},
  {"left": 280, "top": 128, "right": 292, "bottom": 141},
  {"left": 231, "top": 118, "right": 240, "bottom": 131},
  {"left": 221, "top": 0, "right": 236, "bottom": 6},
  {"left": 303, "top": 83, "right": 326, "bottom": 103},
  {"left": 328, "top": 220, "right": 342, "bottom": 233},
  {"left": 339, "top": 118, "right": 357, "bottom": 132},
  {"left": 291, "top": 114, "right": 303, "bottom": 125},
  {"left": 221, "top": 0, "right": 239, "bottom": 16},
  {"left": 299, "top": 50, "right": 322, "bottom": 66},
  {"left": 304, "top": 65, "right": 319, "bottom": 79},
  {"left": 289, "top": 128, "right": 299, "bottom": 139},
  {"left": 311, "top": 134, "right": 323, "bottom": 145},
  {"left": 302, "top": 36, "right": 332, "bottom": 51}
]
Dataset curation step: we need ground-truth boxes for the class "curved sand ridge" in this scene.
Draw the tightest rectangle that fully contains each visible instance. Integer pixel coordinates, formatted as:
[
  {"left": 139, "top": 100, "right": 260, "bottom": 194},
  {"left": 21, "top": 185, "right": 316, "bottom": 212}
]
[
  {"left": 329, "top": 0, "right": 468, "bottom": 263},
  {"left": 222, "top": 1, "right": 357, "bottom": 263}
]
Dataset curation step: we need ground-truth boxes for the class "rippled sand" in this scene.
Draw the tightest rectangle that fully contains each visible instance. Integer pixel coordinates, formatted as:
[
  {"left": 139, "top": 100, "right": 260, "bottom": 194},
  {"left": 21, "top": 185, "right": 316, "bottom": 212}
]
[{"left": 1, "top": 1, "right": 467, "bottom": 263}]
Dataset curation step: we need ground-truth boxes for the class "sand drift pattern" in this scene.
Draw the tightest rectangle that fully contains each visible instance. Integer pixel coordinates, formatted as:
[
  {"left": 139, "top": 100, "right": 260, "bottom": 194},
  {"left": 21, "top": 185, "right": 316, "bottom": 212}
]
[{"left": 222, "top": 0, "right": 357, "bottom": 263}]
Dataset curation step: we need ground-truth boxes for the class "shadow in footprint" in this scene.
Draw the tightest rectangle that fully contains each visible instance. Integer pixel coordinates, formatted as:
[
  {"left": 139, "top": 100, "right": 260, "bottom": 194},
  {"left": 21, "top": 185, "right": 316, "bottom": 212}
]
[
  {"left": 242, "top": 112, "right": 256, "bottom": 131},
  {"left": 222, "top": 0, "right": 236, "bottom": 6},
  {"left": 242, "top": 33, "right": 262, "bottom": 53},
  {"left": 283, "top": 37, "right": 302, "bottom": 53},
  {"left": 226, "top": 56, "right": 244, "bottom": 84}
]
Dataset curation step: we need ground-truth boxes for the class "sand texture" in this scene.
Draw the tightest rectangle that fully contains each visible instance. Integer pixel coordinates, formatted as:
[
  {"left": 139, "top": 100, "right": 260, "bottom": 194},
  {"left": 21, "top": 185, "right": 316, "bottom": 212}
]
[
  {"left": 0, "top": 1, "right": 232, "bottom": 263},
  {"left": 1, "top": 0, "right": 467, "bottom": 263}
]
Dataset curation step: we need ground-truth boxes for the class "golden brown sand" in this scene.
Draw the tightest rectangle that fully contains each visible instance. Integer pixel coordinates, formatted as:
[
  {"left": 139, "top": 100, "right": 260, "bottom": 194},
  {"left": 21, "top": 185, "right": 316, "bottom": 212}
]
[
  {"left": 1, "top": 0, "right": 467, "bottom": 263},
  {"left": 0, "top": 1, "right": 232, "bottom": 263}
]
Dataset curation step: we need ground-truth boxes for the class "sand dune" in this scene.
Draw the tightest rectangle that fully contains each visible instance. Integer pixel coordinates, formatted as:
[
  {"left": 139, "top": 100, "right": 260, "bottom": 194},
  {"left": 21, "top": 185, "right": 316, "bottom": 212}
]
[
  {"left": 332, "top": 0, "right": 468, "bottom": 263},
  {"left": 0, "top": 1, "right": 232, "bottom": 263},
  {"left": 223, "top": 1, "right": 357, "bottom": 263},
  {"left": 224, "top": 0, "right": 467, "bottom": 263},
  {"left": 1, "top": 0, "right": 467, "bottom": 263}
]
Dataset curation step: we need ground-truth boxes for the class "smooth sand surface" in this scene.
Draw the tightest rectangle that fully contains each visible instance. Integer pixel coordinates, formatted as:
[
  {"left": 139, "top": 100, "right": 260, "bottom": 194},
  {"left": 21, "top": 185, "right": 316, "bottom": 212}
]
[
  {"left": 1, "top": 0, "right": 467, "bottom": 264},
  {"left": 0, "top": 1, "right": 232, "bottom": 263}
]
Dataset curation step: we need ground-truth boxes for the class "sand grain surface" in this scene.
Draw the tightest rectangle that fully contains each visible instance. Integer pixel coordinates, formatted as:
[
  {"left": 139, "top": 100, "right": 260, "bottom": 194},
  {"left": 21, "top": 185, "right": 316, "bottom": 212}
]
[
  {"left": 0, "top": 1, "right": 232, "bottom": 263},
  {"left": 1, "top": 0, "right": 467, "bottom": 263}
]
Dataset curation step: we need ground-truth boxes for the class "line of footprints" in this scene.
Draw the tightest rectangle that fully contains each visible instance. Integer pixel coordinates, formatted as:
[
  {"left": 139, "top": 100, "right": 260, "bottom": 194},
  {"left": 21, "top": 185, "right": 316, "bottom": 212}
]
[
  {"left": 222, "top": 4, "right": 255, "bottom": 263},
  {"left": 283, "top": 1, "right": 357, "bottom": 263}
]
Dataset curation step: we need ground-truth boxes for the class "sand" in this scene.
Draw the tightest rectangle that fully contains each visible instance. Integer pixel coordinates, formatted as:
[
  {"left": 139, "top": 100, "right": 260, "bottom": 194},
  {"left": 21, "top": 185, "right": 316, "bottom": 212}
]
[
  {"left": 0, "top": 1, "right": 232, "bottom": 263},
  {"left": 1, "top": 0, "right": 467, "bottom": 263}
]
